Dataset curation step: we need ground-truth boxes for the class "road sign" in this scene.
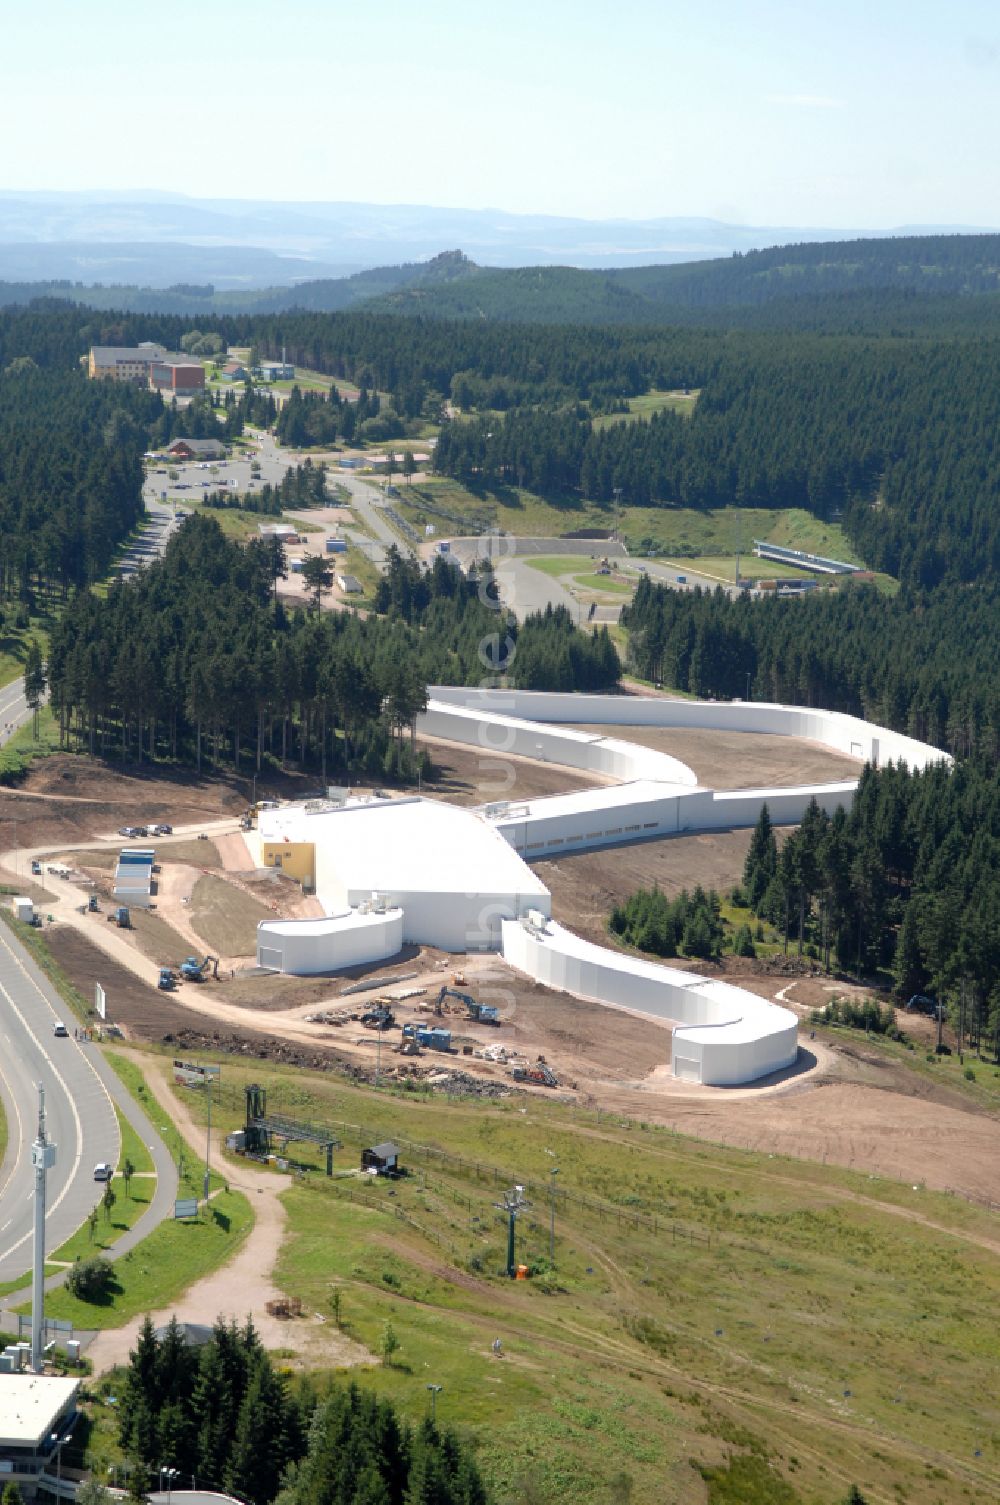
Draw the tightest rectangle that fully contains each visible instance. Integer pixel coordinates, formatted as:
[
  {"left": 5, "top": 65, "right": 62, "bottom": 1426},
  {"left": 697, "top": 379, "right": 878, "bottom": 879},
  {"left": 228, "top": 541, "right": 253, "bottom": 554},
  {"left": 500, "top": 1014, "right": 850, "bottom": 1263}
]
[
  {"left": 172, "top": 1059, "right": 221, "bottom": 1087},
  {"left": 174, "top": 1198, "right": 198, "bottom": 1220},
  {"left": 95, "top": 983, "right": 106, "bottom": 1020}
]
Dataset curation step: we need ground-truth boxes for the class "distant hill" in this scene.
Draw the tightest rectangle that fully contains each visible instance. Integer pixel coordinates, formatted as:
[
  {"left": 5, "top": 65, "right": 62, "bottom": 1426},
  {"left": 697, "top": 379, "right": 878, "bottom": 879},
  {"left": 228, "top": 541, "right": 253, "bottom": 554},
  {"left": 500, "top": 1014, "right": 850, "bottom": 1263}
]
[
  {"left": 367, "top": 234, "right": 1000, "bottom": 326},
  {"left": 3, "top": 235, "right": 1000, "bottom": 332}
]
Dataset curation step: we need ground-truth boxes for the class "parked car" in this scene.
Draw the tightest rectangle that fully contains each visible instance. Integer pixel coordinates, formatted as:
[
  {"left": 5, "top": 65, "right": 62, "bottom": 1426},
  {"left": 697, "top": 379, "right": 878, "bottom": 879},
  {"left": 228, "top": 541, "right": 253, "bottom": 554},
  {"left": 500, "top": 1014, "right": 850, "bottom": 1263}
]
[
  {"left": 906, "top": 994, "right": 938, "bottom": 1015},
  {"left": 93, "top": 1162, "right": 113, "bottom": 1182},
  {"left": 149, "top": 823, "right": 172, "bottom": 836},
  {"left": 118, "top": 826, "right": 143, "bottom": 838},
  {"left": 52, "top": 1021, "right": 68, "bottom": 1038}
]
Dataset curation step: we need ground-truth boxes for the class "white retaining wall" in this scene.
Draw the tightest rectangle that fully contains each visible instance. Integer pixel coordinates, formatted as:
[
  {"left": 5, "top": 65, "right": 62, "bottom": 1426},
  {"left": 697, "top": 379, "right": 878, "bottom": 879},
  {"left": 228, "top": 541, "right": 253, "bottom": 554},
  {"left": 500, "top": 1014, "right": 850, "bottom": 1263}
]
[
  {"left": 427, "top": 688, "right": 948, "bottom": 773},
  {"left": 420, "top": 701, "right": 699, "bottom": 787},
  {"left": 257, "top": 909, "right": 404, "bottom": 975},
  {"left": 501, "top": 918, "right": 798, "bottom": 1086}
]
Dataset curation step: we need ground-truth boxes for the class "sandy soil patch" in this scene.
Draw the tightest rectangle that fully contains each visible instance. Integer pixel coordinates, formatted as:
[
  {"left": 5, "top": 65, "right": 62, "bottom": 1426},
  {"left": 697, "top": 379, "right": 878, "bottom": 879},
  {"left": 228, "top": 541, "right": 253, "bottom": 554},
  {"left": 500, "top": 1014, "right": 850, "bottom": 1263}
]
[
  {"left": 416, "top": 734, "right": 604, "bottom": 807},
  {"left": 215, "top": 831, "right": 253, "bottom": 871},
  {"left": 570, "top": 723, "right": 861, "bottom": 789}
]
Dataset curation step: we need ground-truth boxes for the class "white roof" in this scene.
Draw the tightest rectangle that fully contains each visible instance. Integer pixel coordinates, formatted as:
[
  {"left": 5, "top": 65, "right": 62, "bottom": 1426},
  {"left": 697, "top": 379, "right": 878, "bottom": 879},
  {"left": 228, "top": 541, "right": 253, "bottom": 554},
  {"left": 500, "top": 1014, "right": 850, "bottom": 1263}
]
[
  {"left": 484, "top": 778, "right": 695, "bottom": 825},
  {"left": 259, "top": 908, "right": 402, "bottom": 938},
  {"left": 0, "top": 1374, "right": 78, "bottom": 1446},
  {"left": 263, "top": 797, "right": 549, "bottom": 901}
]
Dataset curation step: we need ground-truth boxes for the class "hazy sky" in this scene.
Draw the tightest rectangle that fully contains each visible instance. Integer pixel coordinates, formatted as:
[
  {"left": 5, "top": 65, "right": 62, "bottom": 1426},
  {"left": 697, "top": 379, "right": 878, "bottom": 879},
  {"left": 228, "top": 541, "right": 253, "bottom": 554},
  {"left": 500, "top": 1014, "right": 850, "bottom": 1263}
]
[{"left": 3, "top": 0, "right": 999, "bottom": 225}]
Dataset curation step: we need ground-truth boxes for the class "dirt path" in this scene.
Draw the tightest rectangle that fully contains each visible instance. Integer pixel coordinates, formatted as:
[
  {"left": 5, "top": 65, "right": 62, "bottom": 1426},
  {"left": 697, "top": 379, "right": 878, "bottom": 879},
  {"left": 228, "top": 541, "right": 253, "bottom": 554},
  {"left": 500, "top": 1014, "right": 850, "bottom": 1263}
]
[{"left": 85, "top": 1051, "right": 371, "bottom": 1373}]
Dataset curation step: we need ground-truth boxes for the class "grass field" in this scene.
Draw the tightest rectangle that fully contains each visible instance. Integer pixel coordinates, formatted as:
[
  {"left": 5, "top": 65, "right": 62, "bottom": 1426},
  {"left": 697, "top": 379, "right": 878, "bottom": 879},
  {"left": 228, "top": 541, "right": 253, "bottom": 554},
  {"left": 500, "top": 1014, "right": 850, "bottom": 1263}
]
[
  {"left": 145, "top": 1046, "right": 1000, "bottom": 1505},
  {"left": 34, "top": 1188, "right": 251, "bottom": 1329},
  {"left": 0, "top": 621, "right": 48, "bottom": 692},
  {"left": 527, "top": 558, "right": 634, "bottom": 596},
  {"left": 661, "top": 554, "right": 824, "bottom": 584},
  {"left": 394, "top": 481, "right": 884, "bottom": 580},
  {"left": 591, "top": 388, "right": 700, "bottom": 428},
  {"left": 0, "top": 706, "right": 60, "bottom": 783},
  {"left": 17, "top": 1051, "right": 253, "bottom": 1329}
]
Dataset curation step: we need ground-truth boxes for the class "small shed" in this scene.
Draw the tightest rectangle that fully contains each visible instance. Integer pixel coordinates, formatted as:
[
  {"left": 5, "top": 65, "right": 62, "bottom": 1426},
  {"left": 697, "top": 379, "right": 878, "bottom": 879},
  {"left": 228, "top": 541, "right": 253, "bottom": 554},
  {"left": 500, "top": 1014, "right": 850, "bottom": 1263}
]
[
  {"left": 361, "top": 1141, "right": 399, "bottom": 1175},
  {"left": 336, "top": 573, "right": 362, "bottom": 594},
  {"left": 11, "top": 896, "right": 33, "bottom": 923}
]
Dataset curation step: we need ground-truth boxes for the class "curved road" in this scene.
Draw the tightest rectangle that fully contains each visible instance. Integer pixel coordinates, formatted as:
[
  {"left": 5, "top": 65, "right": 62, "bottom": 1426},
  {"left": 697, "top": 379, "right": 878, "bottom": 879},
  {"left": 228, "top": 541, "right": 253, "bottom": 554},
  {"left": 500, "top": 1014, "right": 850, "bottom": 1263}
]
[{"left": 0, "top": 917, "right": 178, "bottom": 1303}]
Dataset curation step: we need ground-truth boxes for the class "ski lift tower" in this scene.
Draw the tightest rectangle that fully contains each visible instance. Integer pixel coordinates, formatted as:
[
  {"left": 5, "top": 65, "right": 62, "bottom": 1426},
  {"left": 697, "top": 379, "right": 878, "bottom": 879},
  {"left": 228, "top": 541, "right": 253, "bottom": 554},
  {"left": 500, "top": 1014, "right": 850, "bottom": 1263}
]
[
  {"left": 31, "top": 1085, "right": 56, "bottom": 1372},
  {"left": 495, "top": 1184, "right": 530, "bottom": 1278}
]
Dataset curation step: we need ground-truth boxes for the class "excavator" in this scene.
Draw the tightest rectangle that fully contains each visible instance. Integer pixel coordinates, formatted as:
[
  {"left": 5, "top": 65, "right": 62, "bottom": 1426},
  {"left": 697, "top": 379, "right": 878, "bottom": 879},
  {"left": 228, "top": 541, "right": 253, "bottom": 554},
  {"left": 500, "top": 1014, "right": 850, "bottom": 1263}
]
[
  {"left": 434, "top": 986, "right": 500, "bottom": 1025},
  {"left": 179, "top": 954, "right": 219, "bottom": 982}
]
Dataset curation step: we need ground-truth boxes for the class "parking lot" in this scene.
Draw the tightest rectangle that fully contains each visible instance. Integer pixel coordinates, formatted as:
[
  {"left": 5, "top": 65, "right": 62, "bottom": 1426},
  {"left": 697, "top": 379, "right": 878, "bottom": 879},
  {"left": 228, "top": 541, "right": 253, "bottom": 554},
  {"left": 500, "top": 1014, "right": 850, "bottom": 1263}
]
[{"left": 144, "top": 433, "right": 295, "bottom": 509}]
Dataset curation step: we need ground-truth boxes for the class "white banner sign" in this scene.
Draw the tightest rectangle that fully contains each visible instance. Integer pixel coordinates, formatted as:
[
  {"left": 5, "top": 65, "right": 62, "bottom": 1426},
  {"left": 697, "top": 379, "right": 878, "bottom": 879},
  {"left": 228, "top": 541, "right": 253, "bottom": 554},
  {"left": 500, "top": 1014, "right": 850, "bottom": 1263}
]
[{"left": 95, "top": 982, "right": 106, "bottom": 1020}]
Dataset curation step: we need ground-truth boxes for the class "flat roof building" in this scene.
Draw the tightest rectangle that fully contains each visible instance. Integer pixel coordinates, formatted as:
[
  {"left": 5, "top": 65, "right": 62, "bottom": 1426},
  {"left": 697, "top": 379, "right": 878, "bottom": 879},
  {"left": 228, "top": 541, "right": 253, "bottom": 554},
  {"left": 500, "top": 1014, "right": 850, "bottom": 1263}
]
[
  {"left": 88, "top": 344, "right": 166, "bottom": 383},
  {"left": 0, "top": 1373, "right": 79, "bottom": 1499},
  {"left": 257, "top": 796, "right": 550, "bottom": 951},
  {"left": 149, "top": 357, "right": 206, "bottom": 393}
]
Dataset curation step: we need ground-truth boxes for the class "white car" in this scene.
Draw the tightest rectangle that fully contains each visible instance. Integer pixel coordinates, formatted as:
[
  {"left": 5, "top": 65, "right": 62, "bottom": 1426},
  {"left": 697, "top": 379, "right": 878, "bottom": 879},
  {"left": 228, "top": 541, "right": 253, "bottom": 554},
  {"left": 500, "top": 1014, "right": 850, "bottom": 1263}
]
[
  {"left": 93, "top": 1162, "right": 113, "bottom": 1182},
  {"left": 53, "top": 1021, "right": 68, "bottom": 1038}
]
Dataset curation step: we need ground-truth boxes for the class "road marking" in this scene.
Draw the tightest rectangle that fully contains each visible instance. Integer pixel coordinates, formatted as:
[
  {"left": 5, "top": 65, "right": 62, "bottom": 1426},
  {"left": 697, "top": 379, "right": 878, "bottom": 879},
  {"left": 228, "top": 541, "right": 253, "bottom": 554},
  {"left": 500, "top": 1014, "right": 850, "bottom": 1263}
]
[
  {"left": 0, "top": 1032, "right": 25, "bottom": 1204},
  {"left": 0, "top": 924, "right": 115, "bottom": 1270}
]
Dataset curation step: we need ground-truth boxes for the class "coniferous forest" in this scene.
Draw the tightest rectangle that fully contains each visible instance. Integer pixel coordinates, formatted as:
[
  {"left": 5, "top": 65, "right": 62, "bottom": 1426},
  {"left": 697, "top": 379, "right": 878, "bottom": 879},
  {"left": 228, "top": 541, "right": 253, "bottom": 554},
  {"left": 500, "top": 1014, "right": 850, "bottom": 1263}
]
[{"left": 3, "top": 278, "right": 1000, "bottom": 1015}]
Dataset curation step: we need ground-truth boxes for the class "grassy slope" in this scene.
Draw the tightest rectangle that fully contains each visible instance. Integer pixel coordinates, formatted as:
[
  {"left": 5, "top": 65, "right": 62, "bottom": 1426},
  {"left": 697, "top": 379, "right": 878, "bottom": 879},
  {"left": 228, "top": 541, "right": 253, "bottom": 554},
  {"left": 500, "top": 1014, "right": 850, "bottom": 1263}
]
[
  {"left": 399, "top": 479, "right": 869, "bottom": 571},
  {"left": 153, "top": 1047, "right": 1000, "bottom": 1505}
]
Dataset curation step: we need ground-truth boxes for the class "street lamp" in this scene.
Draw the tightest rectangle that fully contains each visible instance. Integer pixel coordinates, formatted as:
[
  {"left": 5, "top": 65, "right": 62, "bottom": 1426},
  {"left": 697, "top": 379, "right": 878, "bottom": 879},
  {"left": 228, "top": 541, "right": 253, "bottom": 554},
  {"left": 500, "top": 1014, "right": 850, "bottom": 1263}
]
[
  {"left": 50, "top": 1432, "right": 72, "bottom": 1497},
  {"left": 159, "top": 1465, "right": 181, "bottom": 1502},
  {"left": 745, "top": 672, "right": 751, "bottom": 702},
  {"left": 426, "top": 1383, "right": 443, "bottom": 1424},
  {"left": 549, "top": 1167, "right": 559, "bottom": 1262}
]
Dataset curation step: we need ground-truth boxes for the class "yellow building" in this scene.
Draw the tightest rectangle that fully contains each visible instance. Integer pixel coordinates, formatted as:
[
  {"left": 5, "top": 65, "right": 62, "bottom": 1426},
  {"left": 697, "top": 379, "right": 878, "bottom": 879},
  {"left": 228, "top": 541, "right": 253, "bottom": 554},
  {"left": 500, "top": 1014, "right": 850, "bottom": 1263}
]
[{"left": 261, "top": 841, "right": 315, "bottom": 888}]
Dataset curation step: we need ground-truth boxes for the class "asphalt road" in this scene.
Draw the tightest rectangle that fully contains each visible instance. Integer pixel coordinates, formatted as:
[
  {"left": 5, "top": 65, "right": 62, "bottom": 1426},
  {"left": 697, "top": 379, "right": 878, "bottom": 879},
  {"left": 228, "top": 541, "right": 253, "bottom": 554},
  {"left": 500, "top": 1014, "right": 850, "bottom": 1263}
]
[
  {"left": 0, "top": 919, "right": 179, "bottom": 1298},
  {"left": 0, "top": 922, "right": 120, "bottom": 1283},
  {"left": 0, "top": 677, "right": 31, "bottom": 745}
]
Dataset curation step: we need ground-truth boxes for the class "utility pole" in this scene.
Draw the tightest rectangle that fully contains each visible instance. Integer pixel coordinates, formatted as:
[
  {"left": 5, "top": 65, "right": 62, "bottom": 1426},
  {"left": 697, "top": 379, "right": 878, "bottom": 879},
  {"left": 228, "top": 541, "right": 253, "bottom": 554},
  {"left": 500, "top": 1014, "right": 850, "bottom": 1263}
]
[
  {"left": 426, "top": 1384, "right": 442, "bottom": 1424},
  {"left": 936, "top": 996, "right": 944, "bottom": 1053},
  {"left": 31, "top": 1085, "right": 56, "bottom": 1372},
  {"left": 375, "top": 1026, "right": 382, "bottom": 1089},
  {"left": 612, "top": 487, "right": 622, "bottom": 544},
  {"left": 549, "top": 1167, "right": 559, "bottom": 1263},
  {"left": 495, "top": 1185, "right": 529, "bottom": 1278},
  {"left": 203, "top": 1075, "right": 212, "bottom": 1204}
]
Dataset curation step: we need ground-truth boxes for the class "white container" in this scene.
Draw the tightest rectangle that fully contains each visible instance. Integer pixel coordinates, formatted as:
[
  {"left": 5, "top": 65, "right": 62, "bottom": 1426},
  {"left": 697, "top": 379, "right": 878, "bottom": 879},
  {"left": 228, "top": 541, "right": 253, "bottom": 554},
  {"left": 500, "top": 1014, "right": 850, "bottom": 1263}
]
[{"left": 12, "top": 896, "right": 33, "bottom": 923}]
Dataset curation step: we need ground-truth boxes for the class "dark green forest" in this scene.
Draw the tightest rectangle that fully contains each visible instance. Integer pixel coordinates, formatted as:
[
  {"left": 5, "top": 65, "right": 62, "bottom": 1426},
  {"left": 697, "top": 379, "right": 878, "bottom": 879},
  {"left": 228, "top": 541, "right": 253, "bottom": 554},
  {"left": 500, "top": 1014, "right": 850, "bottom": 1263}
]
[
  {"left": 117, "top": 1315, "right": 488, "bottom": 1505},
  {"left": 739, "top": 778, "right": 1000, "bottom": 1051},
  {"left": 0, "top": 362, "right": 151, "bottom": 600},
  {"left": 46, "top": 521, "right": 619, "bottom": 780},
  {"left": 621, "top": 578, "right": 1000, "bottom": 762}
]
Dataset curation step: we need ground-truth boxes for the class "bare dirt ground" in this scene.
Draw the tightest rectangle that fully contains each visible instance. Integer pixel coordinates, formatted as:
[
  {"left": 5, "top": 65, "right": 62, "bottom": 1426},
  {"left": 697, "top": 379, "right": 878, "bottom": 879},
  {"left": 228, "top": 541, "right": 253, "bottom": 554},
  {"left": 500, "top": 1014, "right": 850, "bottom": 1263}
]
[
  {"left": 569, "top": 723, "right": 861, "bottom": 788},
  {"left": 536, "top": 828, "right": 761, "bottom": 946},
  {"left": 85, "top": 1049, "right": 371, "bottom": 1373},
  {"left": 188, "top": 873, "right": 276, "bottom": 955},
  {"left": 416, "top": 734, "right": 603, "bottom": 807}
]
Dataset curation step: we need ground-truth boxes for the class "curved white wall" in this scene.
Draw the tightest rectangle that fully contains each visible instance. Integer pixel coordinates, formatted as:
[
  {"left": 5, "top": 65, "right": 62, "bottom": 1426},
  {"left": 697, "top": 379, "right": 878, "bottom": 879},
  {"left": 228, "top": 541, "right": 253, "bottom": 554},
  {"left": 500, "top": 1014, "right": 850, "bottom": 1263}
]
[
  {"left": 257, "top": 908, "right": 403, "bottom": 975},
  {"left": 427, "top": 688, "right": 949, "bottom": 774},
  {"left": 501, "top": 918, "right": 798, "bottom": 1086}
]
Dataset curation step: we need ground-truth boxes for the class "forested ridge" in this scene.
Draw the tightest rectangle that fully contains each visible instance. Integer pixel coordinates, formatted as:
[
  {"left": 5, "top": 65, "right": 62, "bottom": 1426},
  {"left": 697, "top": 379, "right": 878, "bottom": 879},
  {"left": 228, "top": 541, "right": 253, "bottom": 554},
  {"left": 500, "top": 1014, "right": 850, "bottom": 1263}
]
[
  {"left": 47, "top": 521, "right": 619, "bottom": 779},
  {"left": 739, "top": 776, "right": 1000, "bottom": 1047},
  {"left": 622, "top": 578, "right": 1000, "bottom": 762},
  {"left": 4, "top": 231, "right": 1000, "bottom": 326},
  {"left": 0, "top": 362, "right": 151, "bottom": 599}
]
